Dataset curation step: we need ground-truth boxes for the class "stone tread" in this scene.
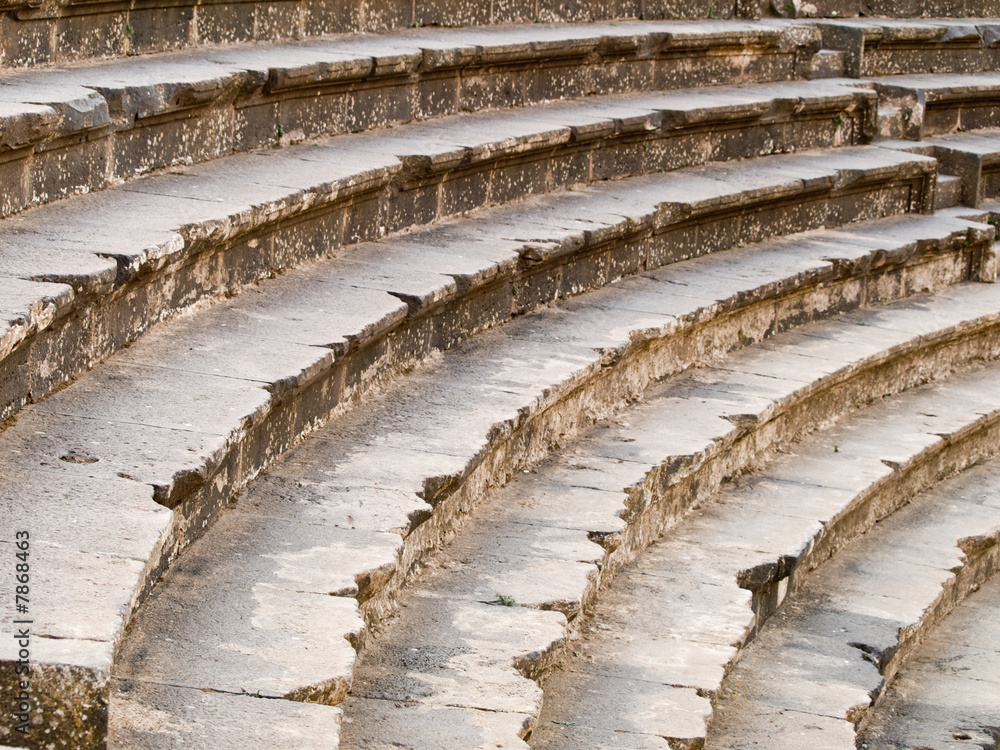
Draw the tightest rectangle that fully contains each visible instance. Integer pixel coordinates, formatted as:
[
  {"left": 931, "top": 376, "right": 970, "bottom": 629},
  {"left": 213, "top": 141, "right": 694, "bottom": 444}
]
[
  {"left": 100, "top": 222, "right": 992, "bottom": 749},
  {"left": 859, "top": 71, "right": 1000, "bottom": 139},
  {"left": 0, "top": 77, "right": 888, "bottom": 421},
  {"left": 0, "top": 148, "right": 966, "bottom": 746},
  {"left": 859, "top": 569, "right": 1000, "bottom": 750},
  {"left": 704, "top": 449, "right": 1000, "bottom": 749},
  {"left": 0, "top": 19, "right": 817, "bottom": 217},
  {"left": 531, "top": 347, "right": 1000, "bottom": 750},
  {"left": 344, "top": 286, "right": 1000, "bottom": 750},
  {"left": 880, "top": 129, "right": 1000, "bottom": 208}
]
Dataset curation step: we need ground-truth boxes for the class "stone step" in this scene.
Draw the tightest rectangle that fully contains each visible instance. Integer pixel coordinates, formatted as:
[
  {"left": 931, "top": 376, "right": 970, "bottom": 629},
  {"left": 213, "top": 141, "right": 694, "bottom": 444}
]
[
  {"left": 817, "top": 18, "right": 1000, "bottom": 78},
  {"left": 532, "top": 343, "right": 1000, "bottom": 750},
  {"left": 866, "top": 72, "right": 1000, "bottom": 140},
  {"left": 0, "top": 79, "right": 886, "bottom": 425},
  {"left": 881, "top": 129, "right": 1000, "bottom": 209},
  {"left": 859, "top": 567, "right": 1000, "bottom": 750},
  {"left": 0, "top": 201, "right": 976, "bottom": 746},
  {"left": 0, "top": 156, "right": 969, "bottom": 749},
  {"left": 705, "top": 439, "right": 1000, "bottom": 748},
  {"left": 0, "top": 20, "right": 820, "bottom": 217},
  {"left": 1, "top": 3, "right": 780, "bottom": 69},
  {"left": 343, "top": 283, "right": 1000, "bottom": 750}
]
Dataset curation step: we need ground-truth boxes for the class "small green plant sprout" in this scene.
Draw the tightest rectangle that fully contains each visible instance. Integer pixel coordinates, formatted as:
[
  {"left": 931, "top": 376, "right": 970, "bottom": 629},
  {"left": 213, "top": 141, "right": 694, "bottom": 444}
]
[
  {"left": 125, "top": 24, "right": 134, "bottom": 39},
  {"left": 512, "top": 283, "right": 520, "bottom": 299},
  {"left": 496, "top": 593, "right": 516, "bottom": 607},
  {"left": 834, "top": 444, "right": 840, "bottom": 453},
  {"left": 833, "top": 115, "right": 845, "bottom": 129}
]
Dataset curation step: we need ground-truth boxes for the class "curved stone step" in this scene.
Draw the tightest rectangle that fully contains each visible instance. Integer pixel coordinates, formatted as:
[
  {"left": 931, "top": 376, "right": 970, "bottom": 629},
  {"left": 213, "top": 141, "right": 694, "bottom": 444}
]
[
  {"left": 97, "top": 212, "right": 990, "bottom": 750},
  {"left": 0, "top": 2, "right": 774, "bottom": 69},
  {"left": 859, "top": 566, "right": 1000, "bottom": 750},
  {"left": 867, "top": 72, "right": 1000, "bottom": 140},
  {"left": 0, "top": 20, "right": 818, "bottom": 217},
  {"left": 880, "top": 129, "right": 1000, "bottom": 208},
  {"left": 344, "top": 284, "right": 1000, "bottom": 750},
  {"left": 817, "top": 18, "right": 1000, "bottom": 78},
  {"left": 531, "top": 346, "right": 1000, "bottom": 750},
  {"left": 705, "top": 442, "right": 1000, "bottom": 748},
  {"left": 0, "top": 156, "right": 965, "bottom": 749},
  {"left": 0, "top": 79, "right": 885, "bottom": 423}
]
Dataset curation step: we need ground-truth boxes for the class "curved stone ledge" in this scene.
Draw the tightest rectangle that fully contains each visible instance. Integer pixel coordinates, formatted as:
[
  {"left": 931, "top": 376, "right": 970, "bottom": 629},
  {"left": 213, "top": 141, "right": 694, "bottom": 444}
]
[
  {"left": 334, "top": 280, "right": 1000, "bottom": 749},
  {"left": 706, "top": 418, "right": 1000, "bottom": 748},
  {"left": 101, "top": 208, "right": 988, "bottom": 749},
  {"left": 0, "top": 88, "right": 887, "bottom": 424},
  {"left": 0, "top": 20, "right": 817, "bottom": 214}
]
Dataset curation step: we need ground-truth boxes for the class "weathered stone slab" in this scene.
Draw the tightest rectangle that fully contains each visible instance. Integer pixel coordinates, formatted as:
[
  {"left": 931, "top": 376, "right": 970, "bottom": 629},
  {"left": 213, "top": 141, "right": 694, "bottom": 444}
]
[
  {"left": 0, "top": 81, "right": 889, "bottom": 426},
  {"left": 3, "top": 192, "right": 987, "bottom": 746},
  {"left": 818, "top": 19, "right": 1000, "bottom": 78},
  {"left": 108, "top": 681, "right": 342, "bottom": 750}
]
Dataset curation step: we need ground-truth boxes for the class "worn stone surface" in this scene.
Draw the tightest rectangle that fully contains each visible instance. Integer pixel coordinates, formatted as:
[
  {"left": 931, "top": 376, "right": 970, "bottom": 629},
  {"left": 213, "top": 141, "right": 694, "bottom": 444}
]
[
  {"left": 108, "top": 681, "right": 342, "bottom": 750},
  {"left": 0, "top": 79, "right": 890, "bottom": 425},
  {"left": 43, "top": 208, "right": 974, "bottom": 748},
  {"left": 871, "top": 73, "right": 1000, "bottom": 141},
  {"left": 860, "top": 573, "right": 1000, "bottom": 750},
  {"left": 531, "top": 301, "right": 1000, "bottom": 750}
]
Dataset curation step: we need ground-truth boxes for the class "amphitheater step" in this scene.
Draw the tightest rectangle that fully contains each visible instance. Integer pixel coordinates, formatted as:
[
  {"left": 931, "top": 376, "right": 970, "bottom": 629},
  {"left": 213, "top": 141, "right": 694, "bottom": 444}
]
[
  {"left": 104, "top": 212, "right": 993, "bottom": 750},
  {"left": 343, "top": 283, "right": 1000, "bottom": 750},
  {"left": 867, "top": 72, "right": 1000, "bottom": 140},
  {"left": 859, "top": 567, "right": 1000, "bottom": 750},
  {"left": 0, "top": 20, "right": 819, "bottom": 216},
  {"left": 817, "top": 18, "right": 1000, "bottom": 78},
  {"left": 0, "top": 78, "right": 885, "bottom": 424},
  {"left": 882, "top": 130, "right": 1000, "bottom": 209},
  {"left": 704, "top": 439, "right": 1000, "bottom": 748},
  {"left": 531, "top": 349, "right": 1000, "bottom": 750},
  {"left": 0, "top": 151, "right": 962, "bottom": 749}
]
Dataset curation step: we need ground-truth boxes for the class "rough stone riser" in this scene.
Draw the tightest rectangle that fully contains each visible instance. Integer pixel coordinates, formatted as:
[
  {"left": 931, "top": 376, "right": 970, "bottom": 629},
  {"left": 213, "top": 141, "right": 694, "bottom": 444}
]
[
  {"left": 0, "top": 30, "right": 812, "bottom": 216},
  {"left": 751, "top": 334, "right": 1000, "bottom": 634},
  {"left": 356, "top": 230, "right": 984, "bottom": 655},
  {"left": 0, "top": 97, "right": 883, "bottom": 425}
]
